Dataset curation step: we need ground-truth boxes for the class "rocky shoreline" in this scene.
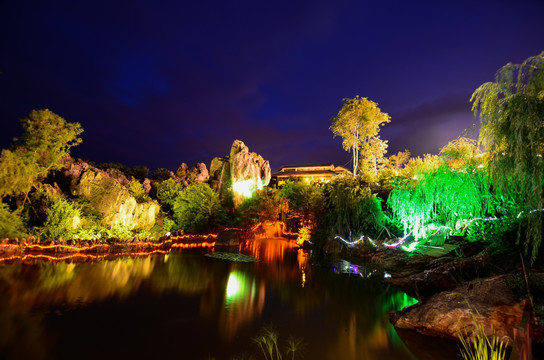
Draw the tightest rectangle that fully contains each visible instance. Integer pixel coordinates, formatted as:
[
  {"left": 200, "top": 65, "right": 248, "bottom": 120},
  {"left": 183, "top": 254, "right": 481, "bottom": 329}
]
[{"left": 367, "top": 242, "right": 544, "bottom": 358}]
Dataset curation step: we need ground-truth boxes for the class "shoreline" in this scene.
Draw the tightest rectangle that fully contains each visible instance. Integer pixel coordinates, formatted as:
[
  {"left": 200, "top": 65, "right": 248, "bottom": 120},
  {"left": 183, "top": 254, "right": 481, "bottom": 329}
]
[{"left": 0, "top": 234, "right": 219, "bottom": 262}]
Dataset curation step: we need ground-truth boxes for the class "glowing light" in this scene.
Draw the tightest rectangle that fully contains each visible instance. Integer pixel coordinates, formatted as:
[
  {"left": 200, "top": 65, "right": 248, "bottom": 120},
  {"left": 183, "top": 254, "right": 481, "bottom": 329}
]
[
  {"left": 226, "top": 271, "right": 243, "bottom": 298},
  {"left": 383, "top": 233, "right": 410, "bottom": 248},
  {"left": 165, "top": 232, "right": 171, "bottom": 237},
  {"left": 232, "top": 179, "right": 263, "bottom": 198},
  {"left": 401, "top": 241, "right": 420, "bottom": 252},
  {"left": 334, "top": 235, "right": 365, "bottom": 246}
]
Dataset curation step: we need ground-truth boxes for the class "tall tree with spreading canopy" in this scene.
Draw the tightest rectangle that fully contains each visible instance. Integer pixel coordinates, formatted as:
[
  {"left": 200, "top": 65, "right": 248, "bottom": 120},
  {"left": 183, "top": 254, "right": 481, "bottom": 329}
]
[
  {"left": 471, "top": 51, "right": 544, "bottom": 262},
  {"left": 0, "top": 109, "right": 83, "bottom": 208},
  {"left": 330, "top": 96, "right": 390, "bottom": 175}
]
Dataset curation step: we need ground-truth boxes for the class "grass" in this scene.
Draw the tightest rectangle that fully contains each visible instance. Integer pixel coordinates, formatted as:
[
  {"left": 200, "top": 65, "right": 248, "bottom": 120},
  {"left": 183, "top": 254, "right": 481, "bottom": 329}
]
[{"left": 457, "top": 315, "right": 509, "bottom": 360}]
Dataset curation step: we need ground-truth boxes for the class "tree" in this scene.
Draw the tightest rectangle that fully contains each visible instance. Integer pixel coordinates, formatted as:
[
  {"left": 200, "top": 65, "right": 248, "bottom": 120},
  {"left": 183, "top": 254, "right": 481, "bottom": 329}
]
[
  {"left": 439, "top": 137, "right": 481, "bottom": 170},
  {"left": 330, "top": 96, "right": 390, "bottom": 175},
  {"left": 389, "top": 150, "right": 411, "bottom": 170},
  {"left": 172, "top": 183, "right": 226, "bottom": 233},
  {"left": 358, "top": 136, "right": 389, "bottom": 179},
  {"left": 0, "top": 109, "right": 83, "bottom": 208},
  {"left": 471, "top": 51, "right": 544, "bottom": 262}
]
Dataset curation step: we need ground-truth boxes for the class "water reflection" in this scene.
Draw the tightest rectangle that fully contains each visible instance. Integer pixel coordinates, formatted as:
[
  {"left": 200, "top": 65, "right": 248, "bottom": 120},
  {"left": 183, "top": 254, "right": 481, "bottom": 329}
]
[
  {"left": 221, "top": 270, "right": 265, "bottom": 341},
  {"left": 0, "top": 238, "right": 454, "bottom": 360}
]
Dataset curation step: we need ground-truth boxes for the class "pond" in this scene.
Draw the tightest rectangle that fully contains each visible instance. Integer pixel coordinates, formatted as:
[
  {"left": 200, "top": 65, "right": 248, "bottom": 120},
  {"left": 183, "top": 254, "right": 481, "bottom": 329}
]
[{"left": 0, "top": 238, "right": 460, "bottom": 360}]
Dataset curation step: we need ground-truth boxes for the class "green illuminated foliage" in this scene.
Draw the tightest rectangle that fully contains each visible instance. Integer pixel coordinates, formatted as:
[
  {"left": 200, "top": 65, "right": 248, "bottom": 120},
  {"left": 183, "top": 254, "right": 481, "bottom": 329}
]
[
  {"left": 172, "top": 183, "right": 226, "bottom": 233},
  {"left": 472, "top": 51, "right": 544, "bottom": 262},
  {"left": 330, "top": 96, "right": 390, "bottom": 175},
  {"left": 388, "top": 164, "right": 495, "bottom": 241}
]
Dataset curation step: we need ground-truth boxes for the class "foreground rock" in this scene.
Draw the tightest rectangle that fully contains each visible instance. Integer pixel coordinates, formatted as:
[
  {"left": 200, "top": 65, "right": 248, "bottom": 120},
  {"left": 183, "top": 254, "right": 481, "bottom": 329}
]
[{"left": 391, "top": 275, "right": 525, "bottom": 342}]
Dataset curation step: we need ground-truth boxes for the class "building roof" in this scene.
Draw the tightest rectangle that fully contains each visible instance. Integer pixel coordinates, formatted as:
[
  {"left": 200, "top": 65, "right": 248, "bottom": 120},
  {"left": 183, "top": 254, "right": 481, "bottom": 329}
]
[
  {"left": 273, "top": 169, "right": 339, "bottom": 177},
  {"left": 278, "top": 163, "right": 335, "bottom": 170},
  {"left": 272, "top": 163, "right": 351, "bottom": 178}
]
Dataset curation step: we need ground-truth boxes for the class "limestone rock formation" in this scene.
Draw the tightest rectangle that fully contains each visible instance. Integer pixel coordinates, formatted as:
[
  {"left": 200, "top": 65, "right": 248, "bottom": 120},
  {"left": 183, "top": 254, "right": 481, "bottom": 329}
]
[
  {"left": 74, "top": 169, "right": 159, "bottom": 230},
  {"left": 209, "top": 140, "right": 271, "bottom": 205},
  {"left": 229, "top": 140, "right": 271, "bottom": 185}
]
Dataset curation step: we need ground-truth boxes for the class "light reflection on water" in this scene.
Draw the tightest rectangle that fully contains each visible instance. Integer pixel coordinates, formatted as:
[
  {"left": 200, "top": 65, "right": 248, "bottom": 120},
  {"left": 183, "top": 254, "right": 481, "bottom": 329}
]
[{"left": 0, "top": 238, "right": 458, "bottom": 360}]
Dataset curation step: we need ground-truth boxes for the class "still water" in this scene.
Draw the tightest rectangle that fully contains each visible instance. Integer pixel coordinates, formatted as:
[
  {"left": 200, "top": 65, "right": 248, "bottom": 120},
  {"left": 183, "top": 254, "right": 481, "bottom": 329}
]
[{"left": 0, "top": 239, "right": 460, "bottom": 360}]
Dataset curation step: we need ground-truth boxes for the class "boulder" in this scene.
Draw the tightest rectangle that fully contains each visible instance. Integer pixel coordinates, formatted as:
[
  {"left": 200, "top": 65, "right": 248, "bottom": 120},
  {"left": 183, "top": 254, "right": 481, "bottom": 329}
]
[
  {"left": 215, "top": 230, "right": 240, "bottom": 246},
  {"left": 390, "top": 275, "right": 525, "bottom": 342}
]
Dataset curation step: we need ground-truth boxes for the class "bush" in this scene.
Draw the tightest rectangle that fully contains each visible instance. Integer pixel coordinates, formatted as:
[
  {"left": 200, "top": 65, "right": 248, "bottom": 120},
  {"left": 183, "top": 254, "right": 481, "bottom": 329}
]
[
  {"left": 40, "top": 195, "right": 81, "bottom": 241},
  {"left": 0, "top": 203, "right": 26, "bottom": 238}
]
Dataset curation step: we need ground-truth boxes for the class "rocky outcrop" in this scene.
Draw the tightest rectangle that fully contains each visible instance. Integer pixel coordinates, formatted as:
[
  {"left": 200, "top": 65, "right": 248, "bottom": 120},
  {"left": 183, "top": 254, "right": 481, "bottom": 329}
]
[
  {"left": 74, "top": 169, "right": 159, "bottom": 230},
  {"left": 390, "top": 275, "right": 525, "bottom": 343},
  {"left": 176, "top": 162, "right": 209, "bottom": 186},
  {"left": 209, "top": 140, "right": 271, "bottom": 205},
  {"left": 229, "top": 140, "right": 271, "bottom": 185}
]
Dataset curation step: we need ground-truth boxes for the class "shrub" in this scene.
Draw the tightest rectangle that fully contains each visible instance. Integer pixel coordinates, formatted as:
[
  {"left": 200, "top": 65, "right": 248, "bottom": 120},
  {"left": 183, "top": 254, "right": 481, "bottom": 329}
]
[
  {"left": 40, "top": 195, "right": 81, "bottom": 241},
  {"left": 126, "top": 178, "right": 149, "bottom": 203},
  {"left": 0, "top": 203, "right": 26, "bottom": 238}
]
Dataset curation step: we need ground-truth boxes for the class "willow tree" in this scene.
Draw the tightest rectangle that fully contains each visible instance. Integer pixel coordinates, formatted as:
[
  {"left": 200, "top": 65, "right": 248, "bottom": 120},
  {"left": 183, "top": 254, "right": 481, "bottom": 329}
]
[
  {"left": 331, "top": 96, "right": 390, "bottom": 175},
  {"left": 471, "top": 51, "right": 544, "bottom": 262}
]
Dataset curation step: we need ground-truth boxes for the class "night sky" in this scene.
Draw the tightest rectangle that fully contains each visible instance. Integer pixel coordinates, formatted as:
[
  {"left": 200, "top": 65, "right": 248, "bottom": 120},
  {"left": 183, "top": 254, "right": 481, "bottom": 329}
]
[{"left": 1, "top": 1, "right": 543, "bottom": 173}]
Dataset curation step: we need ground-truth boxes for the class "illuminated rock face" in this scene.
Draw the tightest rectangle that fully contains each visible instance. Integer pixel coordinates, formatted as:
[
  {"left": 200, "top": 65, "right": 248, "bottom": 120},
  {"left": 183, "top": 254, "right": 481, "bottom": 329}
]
[
  {"left": 229, "top": 140, "right": 271, "bottom": 186},
  {"left": 209, "top": 140, "right": 271, "bottom": 205},
  {"left": 75, "top": 169, "right": 159, "bottom": 230}
]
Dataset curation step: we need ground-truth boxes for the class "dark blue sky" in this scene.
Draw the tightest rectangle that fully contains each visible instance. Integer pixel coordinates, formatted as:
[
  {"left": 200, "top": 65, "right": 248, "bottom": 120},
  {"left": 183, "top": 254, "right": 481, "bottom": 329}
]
[{"left": 1, "top": 1, "right": 543, "bottom": 172}]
